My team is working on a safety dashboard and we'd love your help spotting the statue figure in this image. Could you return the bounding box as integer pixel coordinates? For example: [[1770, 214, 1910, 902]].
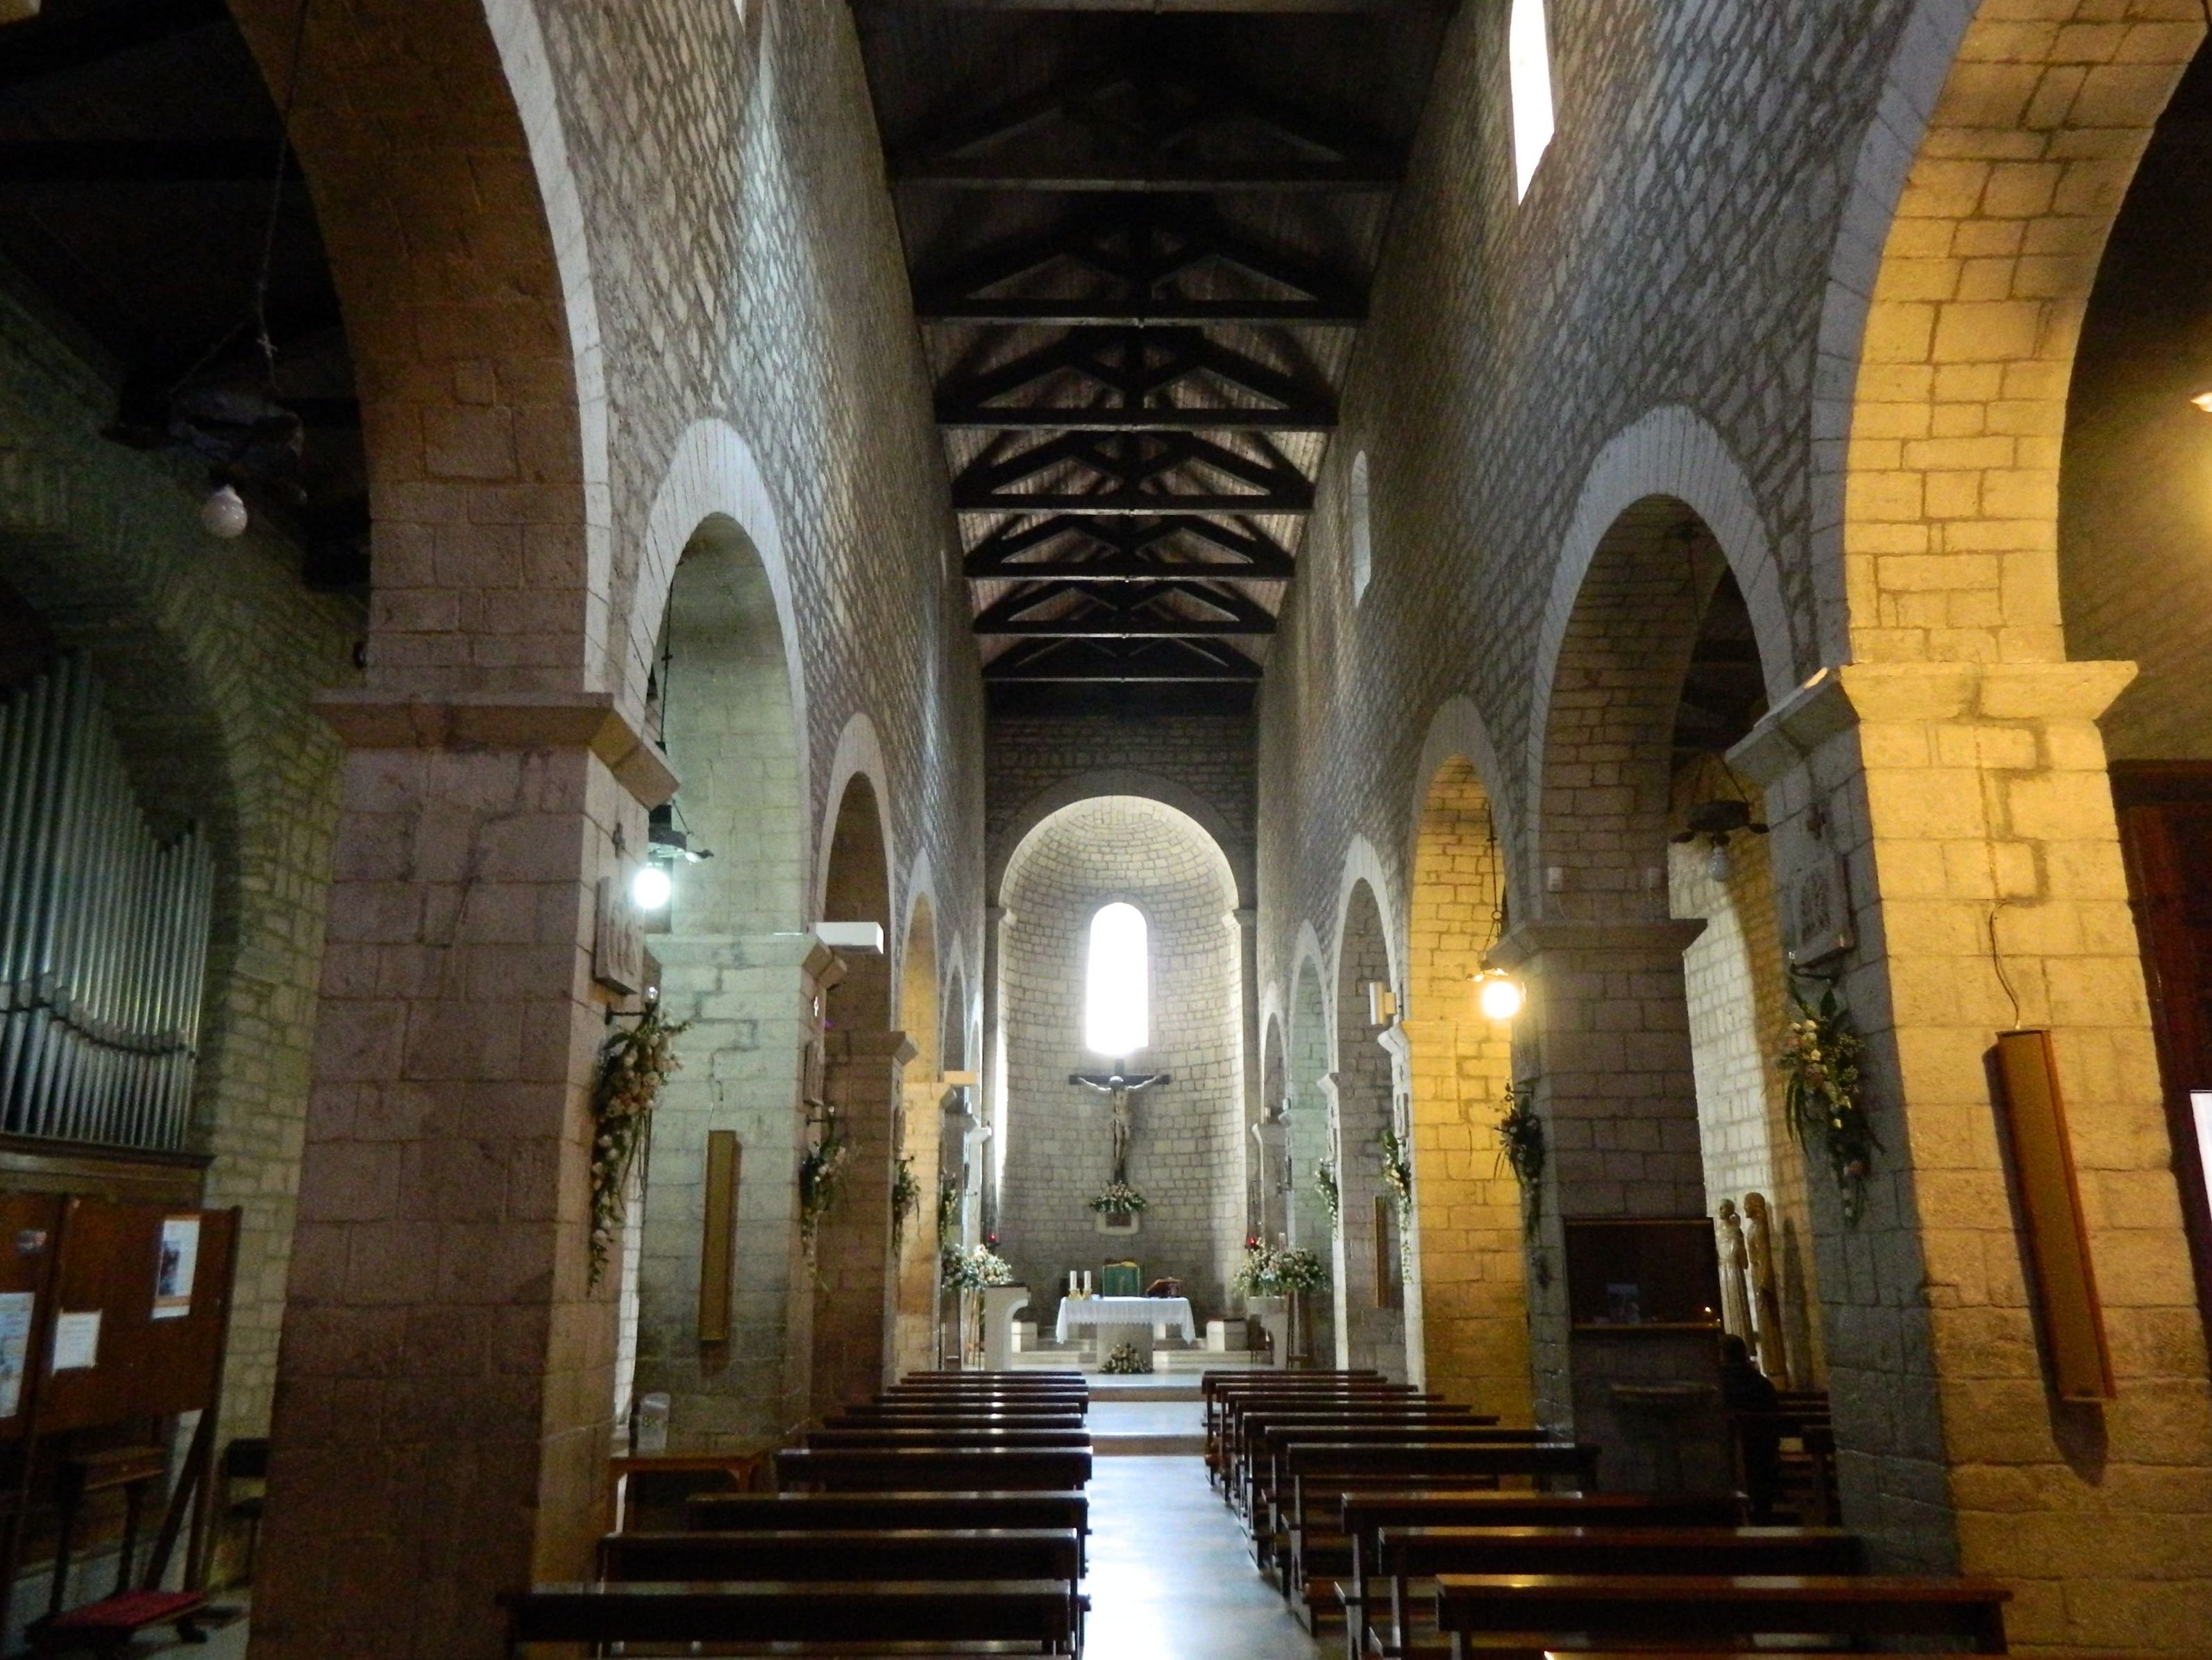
[[1069, 1064, 1171, 1184], [1715, 1200, 1752, 1341], [1743, 1191, 1791, 1388]]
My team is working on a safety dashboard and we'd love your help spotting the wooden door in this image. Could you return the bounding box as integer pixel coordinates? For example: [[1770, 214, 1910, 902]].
[[2113, 764, 2212, 1334]]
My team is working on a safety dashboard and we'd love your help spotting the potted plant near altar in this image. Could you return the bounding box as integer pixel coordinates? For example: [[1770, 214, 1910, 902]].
[[941, 1242, 1017, 1367], [1233, 1242, 1328, 1367]]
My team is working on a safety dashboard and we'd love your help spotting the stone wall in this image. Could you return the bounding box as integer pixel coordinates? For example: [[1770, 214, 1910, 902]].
[[0, 282, 360, 1446], [997, 796, 1245, 1330]]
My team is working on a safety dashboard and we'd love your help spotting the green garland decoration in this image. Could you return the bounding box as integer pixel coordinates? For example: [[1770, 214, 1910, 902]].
[[1778, 980, 1878, 1226], [1379, 1127, 1415, 1215], [1314, 1157, 1341, 1228], [1495, 1081, 1546, 1240], [588, 999, 690, 1288], [890, 1154, 920, 1250], [798, 1114, 850, 1243]]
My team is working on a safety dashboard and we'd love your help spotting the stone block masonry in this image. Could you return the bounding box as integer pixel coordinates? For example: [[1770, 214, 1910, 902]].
[[998, 797, 1247, 1330]]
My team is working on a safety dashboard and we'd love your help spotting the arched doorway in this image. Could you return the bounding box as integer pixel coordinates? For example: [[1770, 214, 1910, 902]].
[[893, 895, 943, 1376], [1333, 880, 1405, 1378], [1405, 760, 1530, 1418], [813, 773, 904, 1414], [631, 515, 809, 1447]]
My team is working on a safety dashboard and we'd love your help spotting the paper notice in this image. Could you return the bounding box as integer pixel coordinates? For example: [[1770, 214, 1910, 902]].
[[0, 1291, 31, 1416], [51, 1310, 100, 1372], [153, 1215, 201, 1319]]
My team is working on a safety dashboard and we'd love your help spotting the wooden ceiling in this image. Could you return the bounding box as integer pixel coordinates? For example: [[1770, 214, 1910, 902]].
[[854, 0, 1453, 714], [0, 0, 366, 589]]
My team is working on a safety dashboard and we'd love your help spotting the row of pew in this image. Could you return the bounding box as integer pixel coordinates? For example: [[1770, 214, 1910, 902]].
[[1204, 1366, 2014, 1657], [502, 1370, 1094, 1655]]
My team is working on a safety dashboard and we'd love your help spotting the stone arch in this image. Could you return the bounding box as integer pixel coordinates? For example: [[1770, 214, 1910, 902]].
[[1410, 696, 1519, 900], [1405, 755, 1530, 1418], [1822, 1, 2202, 670], [818, 714, 897, 929], [996, 796, 1247, 1338], [1526, 407, 1798, 871], [1332, 878, 1406, 1377], [1285, 950, 1335, 1363], [633, 418, 806, 782], [990, 766, 1252, 908], [226, 0, 605, 694], [1328, 835, 1404, 1010], [654, 514, 805, 936], [812, 769, 902, 1413]]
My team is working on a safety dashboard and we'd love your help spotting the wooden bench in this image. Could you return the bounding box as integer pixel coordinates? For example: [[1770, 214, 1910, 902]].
[[837, 1407, 1088, 1426], [1361, 1527, 1857, 1660], [500, 1578, 1083, 1654], [1272, 1445, 1599, 1608], [1331, 1491, 1739, 1657], [1209, 1384, 1427, 1484], [807, 1427, 1093, 1450], [1226, 1405, 1487, 1508], [684, 1490, 1090, 1568], [774, 1446, 1094, 1492], [1432, 1572, 2010, 1657], [1247, 1423, 1528, 1529]]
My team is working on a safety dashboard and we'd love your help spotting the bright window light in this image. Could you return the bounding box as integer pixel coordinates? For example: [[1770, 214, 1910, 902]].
[[1509, 0, 1554, 202], [1349, 451, 1374, 604], [1083, 902, 1149, 1056]]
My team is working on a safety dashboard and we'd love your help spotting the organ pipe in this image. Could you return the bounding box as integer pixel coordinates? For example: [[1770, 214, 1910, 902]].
[[0, 657, 213, 1150]]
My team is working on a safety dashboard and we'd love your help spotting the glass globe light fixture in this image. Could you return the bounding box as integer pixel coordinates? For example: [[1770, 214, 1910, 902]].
[[630, 863, 674, 912], [1704, 839, 1734, 885], [201, 484, 248, 539], [1474, 968, 1523, 1022]]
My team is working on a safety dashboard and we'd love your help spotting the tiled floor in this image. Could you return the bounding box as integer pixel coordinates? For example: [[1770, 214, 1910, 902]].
[[1090, 1396, 1204, 1436], [1084, 1456, 1331, 1660]]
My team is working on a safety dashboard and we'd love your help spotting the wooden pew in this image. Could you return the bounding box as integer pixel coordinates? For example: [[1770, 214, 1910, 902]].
[[1331, 1491, 1738, 1655], [1225, 1402, 1480, 1505], [684, 1489, 1090, 1568], [1202, 1371, 1385, 1457], [500, 1578, 1082, 1655], [1247, 1423, 1528, 1529], [1209, 1383, 1424, 1484], [836, 1406, 1087, 1425], [1272, 1445, 1600, 1610], [805, 1426, 1093, 1450], [1363, 1527, 1857, 1660], [1431, 1572, 2011, 1657], [774, 1445, 1094, 1492]]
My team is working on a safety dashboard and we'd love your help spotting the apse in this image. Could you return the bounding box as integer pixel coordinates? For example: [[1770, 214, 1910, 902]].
[[995, 796, 1247, 1339]]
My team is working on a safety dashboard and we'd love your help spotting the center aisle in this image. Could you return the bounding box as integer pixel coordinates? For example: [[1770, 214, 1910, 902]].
[[1084, 1455, 1332, 1660]]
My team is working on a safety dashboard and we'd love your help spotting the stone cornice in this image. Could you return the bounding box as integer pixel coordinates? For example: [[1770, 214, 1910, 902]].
[[1729, 660, 2138, 787], [1488, 918, 1707, 972], [314, 688, 679, 807]]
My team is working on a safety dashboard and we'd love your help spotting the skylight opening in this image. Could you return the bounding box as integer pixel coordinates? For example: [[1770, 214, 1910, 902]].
[[1083, 901, 1150, 1056], [1509, 0, 1554, 202]]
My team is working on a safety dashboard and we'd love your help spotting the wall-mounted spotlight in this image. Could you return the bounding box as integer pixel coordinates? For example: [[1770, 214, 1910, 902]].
[[2192, 390, 2212, 413], [630, 863, 674, 912], [1471, 966, 1523, 1022]]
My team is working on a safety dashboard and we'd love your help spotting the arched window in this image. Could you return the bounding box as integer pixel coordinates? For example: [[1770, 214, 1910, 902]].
[[1349, 451, 1374, 604], [1083, 901, 1150, 1056], [1509, 0, 1554, 201]]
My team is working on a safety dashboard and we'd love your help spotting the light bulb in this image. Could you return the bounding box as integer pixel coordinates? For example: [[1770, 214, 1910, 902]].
[[201, 484, 248, 539], [1476, 973, 1523, 1022], [1704, 840, 1733, 885], [2192, 390, 2212, 413], [630, 864, 673, 912]]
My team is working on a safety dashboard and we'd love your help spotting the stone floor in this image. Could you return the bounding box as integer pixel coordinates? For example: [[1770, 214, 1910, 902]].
[[1084, 1455, 1330, 1660]]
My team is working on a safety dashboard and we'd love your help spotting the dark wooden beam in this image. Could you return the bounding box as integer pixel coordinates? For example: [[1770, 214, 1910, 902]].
[[0, 0, 228, 94], [979, 615, 1274, 636], [965, 557, 1294, 582], [897, 158, 1399, 191], [983, 640, 1263, 682], [954, 489, 1312, 514], [919, 298, 1364, 326], [938, 404, 1335, 432], [0, 139, 301, 184]]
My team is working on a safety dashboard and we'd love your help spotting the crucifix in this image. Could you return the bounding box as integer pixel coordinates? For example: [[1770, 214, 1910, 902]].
[[1069, 1062, 1172, 1184]]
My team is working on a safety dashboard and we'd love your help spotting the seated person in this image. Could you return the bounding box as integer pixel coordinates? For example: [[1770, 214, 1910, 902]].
[[1719, 1332, 1782, 1520]]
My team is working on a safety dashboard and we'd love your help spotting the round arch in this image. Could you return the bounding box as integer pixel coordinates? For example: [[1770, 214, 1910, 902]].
[[1408, 695, 1519, 911], [1327, 836, 1404, 1039], [818, 713, 897, 928], [991, 768, 1251, 908]]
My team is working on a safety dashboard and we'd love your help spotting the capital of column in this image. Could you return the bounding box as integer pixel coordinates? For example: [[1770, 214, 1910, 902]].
[[314, 686, 679, 807], [826, 1028, 922, 1066], [1487, 918, 1707, 974], [1728, 660, 2137, 787]]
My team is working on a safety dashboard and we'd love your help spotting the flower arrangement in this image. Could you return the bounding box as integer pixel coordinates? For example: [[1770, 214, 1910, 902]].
[[1101, 1340, 1149, 1375], [1495, 1081, 1546, 1239], [1379, 1126, 1415, 1214], [1778, 980, 1877, 1226], [936, 1175, 963, 1244], [1231, 1243, 1328, 1297], [890, 1154, 920, 1250], [1087, 1180, 1148, 1215], [940, 1242, 1015, 1291], [1314, 1157, 1341, 1227], [798, 1113, 850, 1242], [587, 998, 690, 1287]]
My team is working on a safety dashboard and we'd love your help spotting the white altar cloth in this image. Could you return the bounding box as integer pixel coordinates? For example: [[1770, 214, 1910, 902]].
[[1055, 1295, 1194, 1343]]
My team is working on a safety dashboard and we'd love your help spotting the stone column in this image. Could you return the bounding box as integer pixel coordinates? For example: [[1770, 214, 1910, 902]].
[[1377, 1021, 1424, 1386], [634, 932, 830, 1451], [1731, 662, 2212, 1619], [1488, 918, 1707, 1426], [981, 904, 1008, 1229], [811, 1028, 915, 1415], [890, 1073, 947, 1377], [1236, 906, 1264, 1245], [255, 695, 673, 1660]]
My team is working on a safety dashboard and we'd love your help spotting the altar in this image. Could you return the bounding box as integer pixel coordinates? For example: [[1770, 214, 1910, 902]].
[[1056, 1294, 1196, 1368]]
